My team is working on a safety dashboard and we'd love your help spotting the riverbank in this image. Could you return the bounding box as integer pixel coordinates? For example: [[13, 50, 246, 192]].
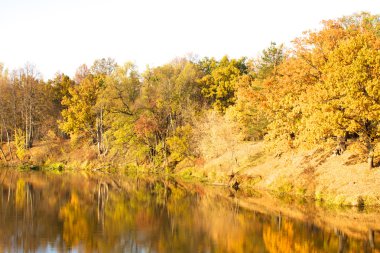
[[1, 169, 379, 246], [177, 141, 380, 207], [2, 138, 380, 207]]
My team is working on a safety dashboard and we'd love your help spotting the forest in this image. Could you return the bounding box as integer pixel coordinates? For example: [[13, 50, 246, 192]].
[[0, 12, 380, 171]]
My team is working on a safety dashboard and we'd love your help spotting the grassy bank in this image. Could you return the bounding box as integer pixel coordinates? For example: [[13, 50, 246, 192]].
[[3, 138, 380, 207], [175, 141, 380, 207]]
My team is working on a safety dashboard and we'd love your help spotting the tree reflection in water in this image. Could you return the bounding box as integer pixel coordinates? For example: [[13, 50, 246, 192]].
[[0, 171, 377, 253]]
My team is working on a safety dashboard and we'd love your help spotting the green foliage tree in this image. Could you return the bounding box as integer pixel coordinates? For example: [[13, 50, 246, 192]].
[[49, 74, 75, 109], [254, 42, 285, 80], [98, 63, 141, 158], [134, 59, 202, 168]]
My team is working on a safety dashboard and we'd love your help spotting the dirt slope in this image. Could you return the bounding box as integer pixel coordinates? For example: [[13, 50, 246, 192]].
[[196, 141, 380, 206]]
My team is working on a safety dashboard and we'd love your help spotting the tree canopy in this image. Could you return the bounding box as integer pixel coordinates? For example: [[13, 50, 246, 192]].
[[0, 13, 379, 169]]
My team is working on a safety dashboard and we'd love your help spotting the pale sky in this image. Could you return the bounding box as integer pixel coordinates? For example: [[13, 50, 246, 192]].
[[0, 0, 379, 80]]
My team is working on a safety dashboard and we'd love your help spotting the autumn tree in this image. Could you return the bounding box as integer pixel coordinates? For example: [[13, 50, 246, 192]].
[[197, 56, 248, 112], [74, 64, 90, 84], [59, 59, 117, 154], [0, 63, 57, 161], [49, 73, 75, 108], [45, 74, 75, 137], [59, 75, 102, 144], [90, 57, 117, 76], [260, 12, 380, 168], [10, 64, 54, 149], [0, 64, 13, 159], [130, 59, 203, 168], [98, 62, 141, 158], [309, 32, 380, 168], [230, 43, 285, 140]]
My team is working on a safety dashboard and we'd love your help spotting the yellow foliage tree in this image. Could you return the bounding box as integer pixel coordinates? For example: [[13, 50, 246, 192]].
[[263, 12, 380, 167], [308, 32, 380, 168]]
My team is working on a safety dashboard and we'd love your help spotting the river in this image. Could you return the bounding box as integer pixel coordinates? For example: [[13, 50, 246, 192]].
[[0, 170, 378, 252]]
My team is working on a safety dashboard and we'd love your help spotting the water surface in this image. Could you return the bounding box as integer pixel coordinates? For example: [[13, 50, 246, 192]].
[[0, 170, 377, 252]]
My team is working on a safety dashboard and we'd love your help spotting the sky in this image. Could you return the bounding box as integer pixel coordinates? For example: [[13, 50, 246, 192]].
[[0, 0, 379, 80]]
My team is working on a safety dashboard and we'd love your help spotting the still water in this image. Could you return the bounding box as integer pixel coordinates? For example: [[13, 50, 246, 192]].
[[0, 170, 378, 252]]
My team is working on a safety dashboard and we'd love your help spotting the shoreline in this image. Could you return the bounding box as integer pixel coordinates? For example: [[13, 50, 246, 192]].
[[2, 139, 380, 208], [1, 168, 380, 243]]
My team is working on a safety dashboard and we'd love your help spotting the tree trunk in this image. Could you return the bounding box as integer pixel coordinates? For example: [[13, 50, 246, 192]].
[[5, 128, 13, 160], [368, 148, 374, 169], [333, 134, 347, 156], [25, 111, 28, 149], [163, 140, 168, 169], [97, 107, 104, 155], [28, 102, 33, 148], [1, 117, 13, 160], [367, 138, 374, 169]]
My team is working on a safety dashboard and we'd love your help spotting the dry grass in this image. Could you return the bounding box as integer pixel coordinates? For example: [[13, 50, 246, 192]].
[[15, 138, 101, 170], [196, 142, 266, 183], [195, 139, 380, 207]]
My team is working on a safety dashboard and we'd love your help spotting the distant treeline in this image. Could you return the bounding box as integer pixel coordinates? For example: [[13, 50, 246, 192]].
[[0, 12, 379, 169]]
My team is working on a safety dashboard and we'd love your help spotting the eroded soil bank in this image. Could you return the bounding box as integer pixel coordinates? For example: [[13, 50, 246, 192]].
[[181, 141, 380, 207]]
